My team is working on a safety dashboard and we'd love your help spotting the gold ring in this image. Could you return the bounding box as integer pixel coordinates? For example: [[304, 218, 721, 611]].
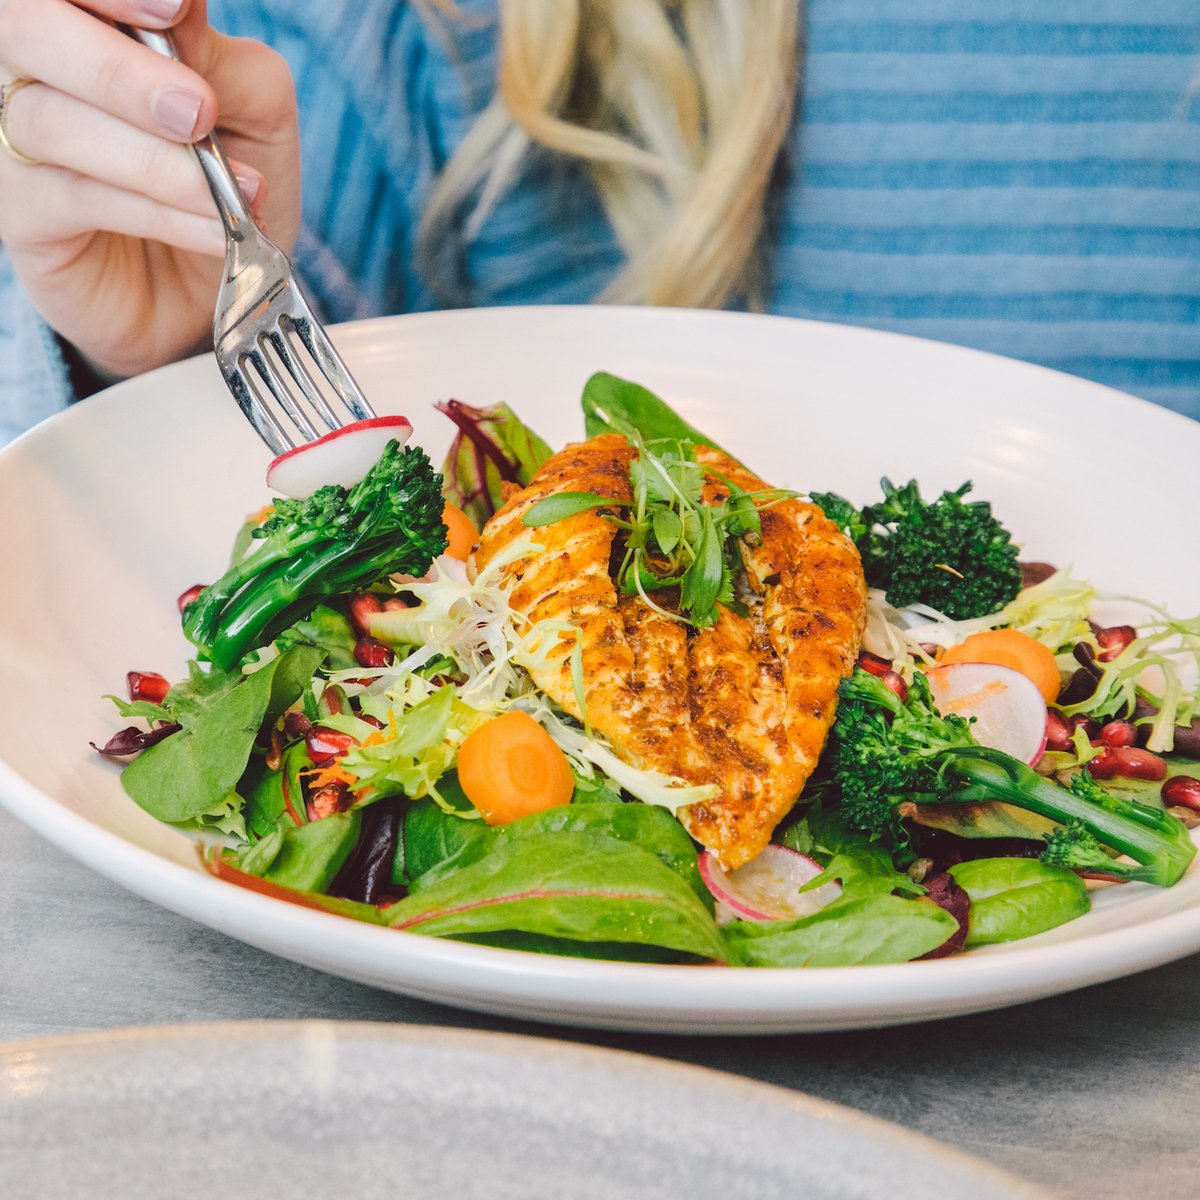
[[0, 77, 40, 166]]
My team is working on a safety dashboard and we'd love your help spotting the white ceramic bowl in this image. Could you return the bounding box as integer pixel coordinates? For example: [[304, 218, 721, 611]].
[[1, 307, 1197, 1033]]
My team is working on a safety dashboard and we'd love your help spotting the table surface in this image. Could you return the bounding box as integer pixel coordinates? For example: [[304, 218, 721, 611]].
[[5, 805, 1197, 1199]]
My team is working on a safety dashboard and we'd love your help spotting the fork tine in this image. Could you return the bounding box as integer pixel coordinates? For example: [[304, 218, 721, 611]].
[[291, 316, 375, 422], [271, 321, 342, 433], [246, 343, 322, 443], [223, 362, 294, 457]]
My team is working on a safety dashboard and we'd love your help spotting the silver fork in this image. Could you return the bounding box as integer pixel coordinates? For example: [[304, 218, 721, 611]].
[[132, 28, 374, 456]]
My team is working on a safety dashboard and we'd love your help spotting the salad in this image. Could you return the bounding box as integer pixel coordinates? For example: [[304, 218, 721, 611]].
[[94, 373, 1200, 968]]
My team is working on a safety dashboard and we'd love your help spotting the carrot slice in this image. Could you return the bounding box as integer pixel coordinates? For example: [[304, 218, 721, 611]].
[[941, 629, 1060, 703], [442, 502, 478, 562], [457, 711, 574, 825]]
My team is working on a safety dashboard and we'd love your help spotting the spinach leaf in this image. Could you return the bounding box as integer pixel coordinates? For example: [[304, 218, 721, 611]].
[[406, 800, 709, 907], [384, 829, 728, 961], [581, 372, 728, 454], [783, 804, 923, 899], [949, 857, 1090, 947], [245, 742, 308, 839], [121, 646, 322, 824], [237, 811, 362, 893], [725, 893, 957, 967]]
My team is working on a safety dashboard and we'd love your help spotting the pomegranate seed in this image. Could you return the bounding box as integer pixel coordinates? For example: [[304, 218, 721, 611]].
[[177, 584, 205, 613], [1069, 714, 1100, 740], [1163, 776, 1200, 812], [305, 726, 355, 765], [879, 671, 908, 703], [1099, 720, 1137, 749], [1044, 709, 1074, 752], [1095, 625, 1136, 662], [348, 592, 384, 637], [282, 711, 312, 740], [319, 685, 347, 717], [857, 653, 892, 678], [307, 783, 351, 821], [354, 637, 394, 668], [1089, 746, 1167, 782], [127, 671, 170, 704], [360, 714, 385, 729]]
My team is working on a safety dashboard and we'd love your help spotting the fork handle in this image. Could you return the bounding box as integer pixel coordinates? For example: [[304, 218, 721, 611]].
[[130, 27, 256, 239]]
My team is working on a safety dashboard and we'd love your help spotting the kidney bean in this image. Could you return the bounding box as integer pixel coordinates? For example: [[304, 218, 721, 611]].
[[348, 592, 384, 637], [1095, 625, 1137, 662], [1020, 562, 1058, 588], [880, 671, 909, 703], [1099, 720, 1137, 749], [354, 638, 394, 668], [1162, 775, 1200, 812], [127, 671, 170, 704], [1088, 746, 1167, 782], [282, 711, 312, 740], [857, 652, 892, 678], [1070, 714, 1100, 740], [1044, 709, 1074, 753]]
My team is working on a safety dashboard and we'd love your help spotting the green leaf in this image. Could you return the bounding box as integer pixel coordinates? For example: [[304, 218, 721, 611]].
[[521, 491, 628, 527], [245, 742, 308, 839], [438, 400, 554, 528], [274, 605, 358, 671], [120, 647, 320, 824], [679, 506, 724, 625], [782, 805, 923, 899], [384, 829, 728, 961], [652, 507, 682, 555], [255, 811, 362, 893], [406, 800, 709, 906], [949, 857, 1090, 947], [725, 894, 957, 966], [581, 372, 729, 455]]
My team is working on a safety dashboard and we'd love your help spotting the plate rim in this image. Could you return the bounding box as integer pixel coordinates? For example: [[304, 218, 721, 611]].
[[0, 1017, 1051, 1198], [3, 305, 1199, 1034]]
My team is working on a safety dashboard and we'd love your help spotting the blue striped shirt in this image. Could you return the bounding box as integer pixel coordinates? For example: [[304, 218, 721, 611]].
[[2, 0, 1197, 443]]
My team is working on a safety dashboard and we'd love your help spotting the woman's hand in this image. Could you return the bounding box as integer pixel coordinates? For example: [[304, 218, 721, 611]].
[[0, 0, 301, 380]]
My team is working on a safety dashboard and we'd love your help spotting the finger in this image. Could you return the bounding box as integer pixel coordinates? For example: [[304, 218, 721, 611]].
[[4, 79, 264, 218], [57, 0, 194, 29], [1, 0, 217, 141], [1, 160, 226, 257]]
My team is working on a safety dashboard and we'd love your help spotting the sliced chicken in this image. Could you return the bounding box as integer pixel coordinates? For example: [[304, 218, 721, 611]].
[[471, 433, 867, 867]]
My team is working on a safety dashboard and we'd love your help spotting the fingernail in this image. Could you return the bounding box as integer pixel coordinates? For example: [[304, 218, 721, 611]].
[[234, 168, 263, 205], [137, 0, 184, 20], [151, 87, 202, 140]]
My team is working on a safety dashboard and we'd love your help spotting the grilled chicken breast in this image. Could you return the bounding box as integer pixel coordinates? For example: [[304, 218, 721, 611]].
[[471, 433, 867, 867]]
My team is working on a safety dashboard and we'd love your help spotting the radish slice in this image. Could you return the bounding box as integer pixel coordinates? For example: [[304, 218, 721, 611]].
[[266, 416, 414, 498], [699, 846, 841, 925], [925, 662, 1047, 765]]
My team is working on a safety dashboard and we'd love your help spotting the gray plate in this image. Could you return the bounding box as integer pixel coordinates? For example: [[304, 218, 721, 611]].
[[0, 1021, 1048, 1199]]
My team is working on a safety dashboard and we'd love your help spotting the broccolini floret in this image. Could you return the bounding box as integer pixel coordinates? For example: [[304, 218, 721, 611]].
[[831, 668, 1195, 888], [812, 478, 1022, 619], [184, 441, 447, 670]]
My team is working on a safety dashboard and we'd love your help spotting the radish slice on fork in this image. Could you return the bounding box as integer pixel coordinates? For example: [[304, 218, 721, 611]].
[[925, 662, 1048, 766], [266, 416, 414, 498], [699, 846, 842, 924]]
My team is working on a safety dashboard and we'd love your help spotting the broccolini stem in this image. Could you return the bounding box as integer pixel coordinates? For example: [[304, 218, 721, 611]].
[[948, 753, 1195, 888]]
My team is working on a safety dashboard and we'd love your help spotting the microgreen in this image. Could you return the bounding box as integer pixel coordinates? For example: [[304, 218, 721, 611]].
[[522, 434, 795, 629]]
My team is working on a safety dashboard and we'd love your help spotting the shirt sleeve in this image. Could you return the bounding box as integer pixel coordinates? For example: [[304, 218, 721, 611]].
[[0, 245, 75, 450]]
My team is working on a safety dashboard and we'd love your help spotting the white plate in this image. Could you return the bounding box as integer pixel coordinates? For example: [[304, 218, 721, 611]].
[[1, 307, 1198, 1034], [0, 1020, 1046, 1199]]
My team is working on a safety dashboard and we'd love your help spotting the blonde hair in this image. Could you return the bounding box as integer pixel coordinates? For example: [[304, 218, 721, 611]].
[[416, 0, 803, 308]]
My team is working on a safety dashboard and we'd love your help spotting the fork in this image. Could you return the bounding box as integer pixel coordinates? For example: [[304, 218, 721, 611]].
[[132, 28, 375, 456]]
